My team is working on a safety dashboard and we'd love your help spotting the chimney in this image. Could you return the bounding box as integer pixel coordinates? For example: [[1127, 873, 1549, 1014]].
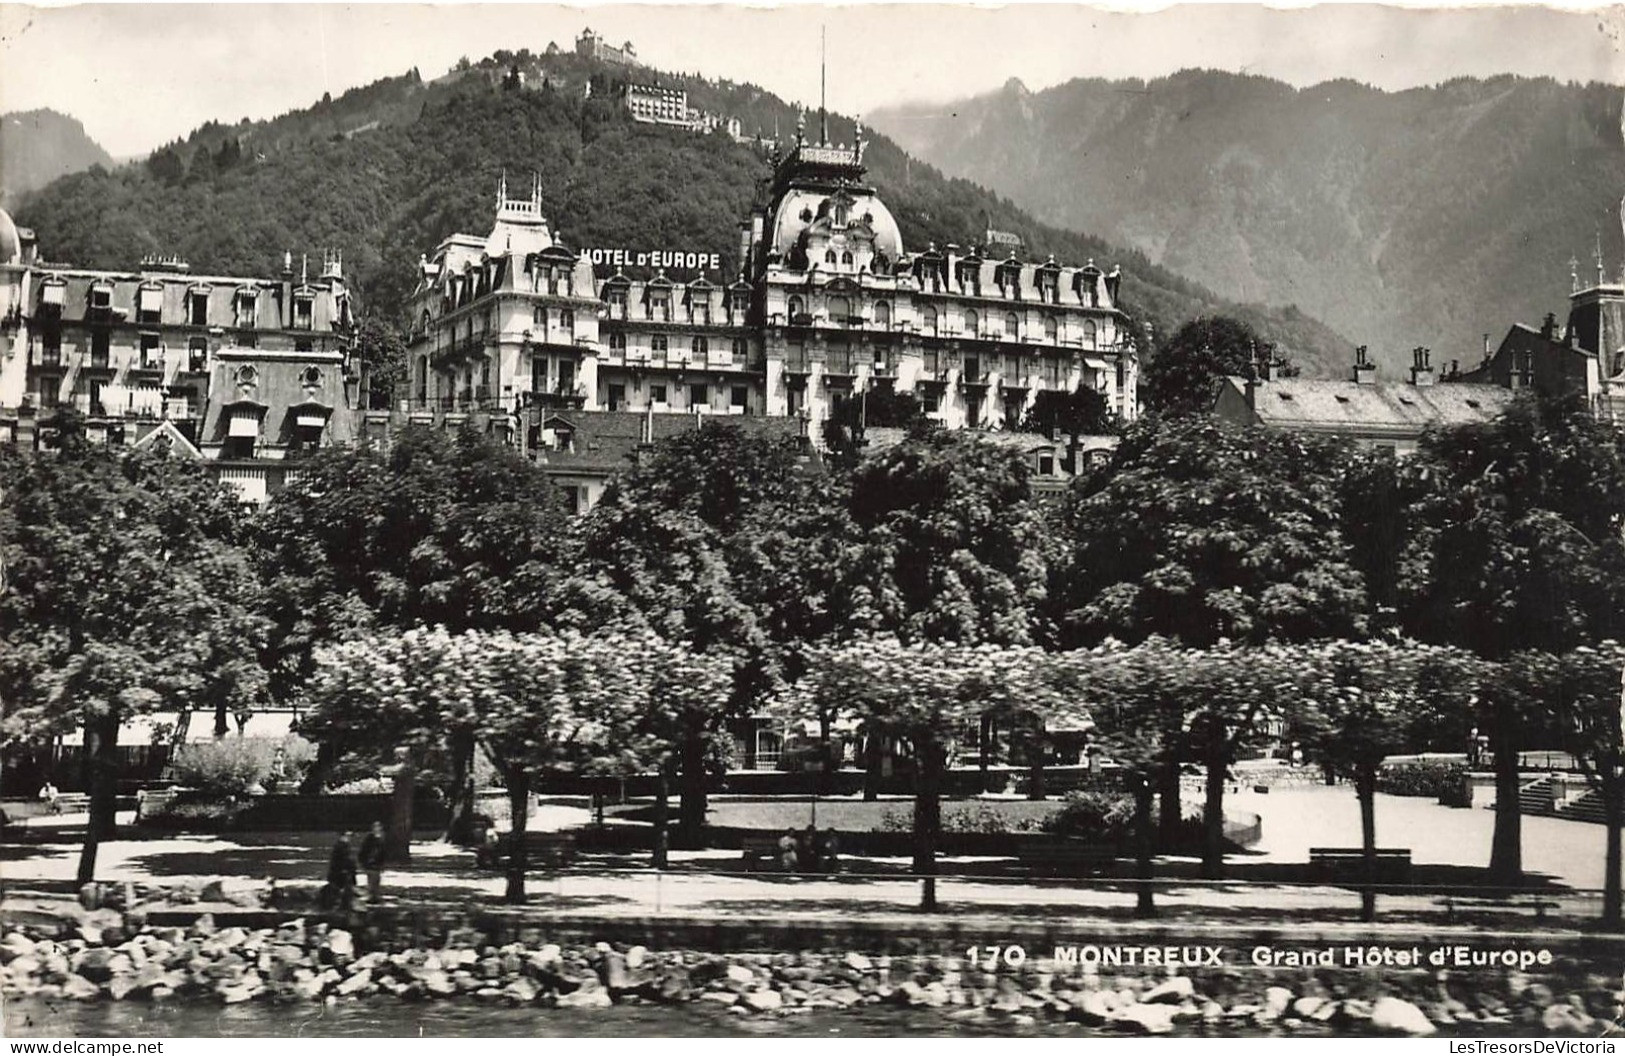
[[280, 250, 295, 329], [1409, 346, 1435, 387], [1252, 342, 1277, 383], [1353, 345, 1377, 385], [1540, 312, 1558, 341]]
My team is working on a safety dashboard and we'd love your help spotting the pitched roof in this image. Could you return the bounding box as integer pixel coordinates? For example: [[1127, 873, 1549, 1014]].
[[1225, 377, 1514, 432]]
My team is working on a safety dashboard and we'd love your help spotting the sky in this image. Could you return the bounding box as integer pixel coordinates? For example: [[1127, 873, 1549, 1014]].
[[1, 2, 1622, 159]]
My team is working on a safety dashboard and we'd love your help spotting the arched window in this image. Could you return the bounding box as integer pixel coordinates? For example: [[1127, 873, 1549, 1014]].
[[964, 309, 979, 336], [1043, 316, 1059, 342], [841, 250, 854, 266], [1082, 320, 1098, 347], [824, 250, 837, 265], [1005, 313, 1020, 339], [922, 305, 938, 333], [874, 301, 891, 328], [609, 332, 627, 352], [827, 296, 849, 322]]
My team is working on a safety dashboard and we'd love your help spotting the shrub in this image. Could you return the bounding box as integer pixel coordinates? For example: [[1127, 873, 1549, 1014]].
[[877, 801, 1049, 834], [1377, 761, 1470, 806], [1042, 791, 1138, 842], [169, 735, 315, 797]]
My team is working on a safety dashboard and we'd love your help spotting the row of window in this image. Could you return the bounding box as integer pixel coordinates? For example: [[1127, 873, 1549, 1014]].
[[782, 297, 1104, 343], [42, 284, 321, 331], [602, 382, 750, 412]]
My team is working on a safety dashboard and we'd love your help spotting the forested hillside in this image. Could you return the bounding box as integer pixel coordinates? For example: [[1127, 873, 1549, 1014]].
[[14, 58, 1352, 374], [872, 71, 1625, 372]]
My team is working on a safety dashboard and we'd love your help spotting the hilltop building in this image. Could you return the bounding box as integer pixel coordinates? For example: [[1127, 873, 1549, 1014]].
[[0, 207, 359, 501], [575, 29, 639, 68], [1214, 345, 1513, 454], [402, 112, 1138, 510]]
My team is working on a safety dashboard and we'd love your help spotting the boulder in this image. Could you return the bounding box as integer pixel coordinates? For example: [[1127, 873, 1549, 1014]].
[[725, 964, 755, 987], [1371, 996, 1437, 1036], [626, 946, 648, 970], [600, 951, 631, 991], [336, 970, 374, 996], [72, 947, 118, 983], [1071, 989, 1117, 1025], [1143, 977, 1195, 1004], [556, 986, 613, 1009], [63, 974, 102, 1000], [843, 952, 873, 972], [700, 990, 740, 1005], [1264, 986, 1294, 1016], [504, 976, 540, 1004], [1115, 1003, 1177, 1034], [199, 880, 228, 903], [1293, 996, 1328, 1019], [744, 989, 784, 1012], [325, 930, 355, 960], [0, 933, 37, 965]]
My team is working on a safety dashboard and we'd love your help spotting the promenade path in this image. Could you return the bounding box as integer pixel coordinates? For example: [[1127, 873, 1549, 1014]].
[[1, 788, 1611, 929]]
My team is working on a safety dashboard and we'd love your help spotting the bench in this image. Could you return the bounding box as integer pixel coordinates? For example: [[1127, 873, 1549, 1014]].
[[476, 831, 576, 870], [1436, 895, 1561, 923], [1019, 841, 1117, 878], [742, 836, 788, 872], [1308, 846, 1412, 885]]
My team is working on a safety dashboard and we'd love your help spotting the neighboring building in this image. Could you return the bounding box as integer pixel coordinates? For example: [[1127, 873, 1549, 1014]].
[[1456, 262, 1625, 422], [402, 115, 1137, 511], [1214, 346, 1514, 455], [0, 207, 360, 501], [621, 83, 744, 138], [575, 28, 639, 67]]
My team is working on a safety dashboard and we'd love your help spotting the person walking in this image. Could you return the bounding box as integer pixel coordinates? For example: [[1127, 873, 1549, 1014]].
[[358, 821, 386, 904], [325, 832, 359, 912]]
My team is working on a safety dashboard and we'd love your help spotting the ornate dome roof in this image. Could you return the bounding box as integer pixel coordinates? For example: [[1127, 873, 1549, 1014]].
[[769, 189, 903, 262], [0, 208, 20, 266]]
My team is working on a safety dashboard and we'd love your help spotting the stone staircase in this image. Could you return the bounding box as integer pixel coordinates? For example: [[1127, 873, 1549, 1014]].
[[1556, 789, 1609, 825], [1517, 775, 1556, 816]]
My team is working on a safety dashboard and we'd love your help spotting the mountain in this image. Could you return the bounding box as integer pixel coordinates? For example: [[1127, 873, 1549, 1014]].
[[13, 56, 1352, 374], [871, 71, 1625, 374], [0, 109, 114, 206]]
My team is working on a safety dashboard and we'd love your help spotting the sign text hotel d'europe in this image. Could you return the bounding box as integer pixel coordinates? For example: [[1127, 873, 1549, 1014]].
[[580, 248, 724, 273]]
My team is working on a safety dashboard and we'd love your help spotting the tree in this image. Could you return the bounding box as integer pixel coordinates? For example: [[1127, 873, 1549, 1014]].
[[1049, 640, 1193, 918], [1020, 385, 1118, 440], [1291, 639, 1480, 921], [1512, 643, 1625, 929], [0, 441, 267, 882], [1141, 316, 1291, 418], [354, 318, 408, 410], [788, 638, 1082, 910], [1052, 416, 1367, 649], [845, 429, 1049, 646], [254, 425, 577, 839], [1392, 393, 1625, 883]]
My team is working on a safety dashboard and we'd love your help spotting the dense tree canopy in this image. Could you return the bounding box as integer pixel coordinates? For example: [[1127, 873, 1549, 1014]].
[[1051, 416, 1367, 648]]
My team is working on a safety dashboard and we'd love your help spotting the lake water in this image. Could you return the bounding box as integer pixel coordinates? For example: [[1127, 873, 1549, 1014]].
[[2, 998, 1071, 1038]]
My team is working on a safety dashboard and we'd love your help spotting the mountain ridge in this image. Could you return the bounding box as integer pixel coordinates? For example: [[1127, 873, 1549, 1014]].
[[0, 109, 114, 207], [870, 69, 1625, 375]]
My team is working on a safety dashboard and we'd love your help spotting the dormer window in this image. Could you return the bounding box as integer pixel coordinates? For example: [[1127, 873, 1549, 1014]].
[[40, 280, 65, 309], [89, 286, 113, 315], [234, 290, 257, 330], [650, 290, 670, 321], [137, 286, 164, 325], [187, 289, 209, 326], [293, 295, 313, 330]]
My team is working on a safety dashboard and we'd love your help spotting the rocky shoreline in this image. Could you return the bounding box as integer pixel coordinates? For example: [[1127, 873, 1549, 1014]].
[[1, 915, 1618, 1036]]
